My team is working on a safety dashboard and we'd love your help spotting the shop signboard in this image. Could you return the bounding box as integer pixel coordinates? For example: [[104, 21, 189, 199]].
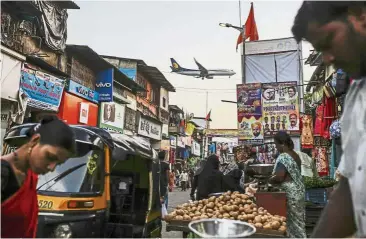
[[20, 68, 65, 112], [79, 102, 89, 124], [67, 80, 99, 104], [177, 136, 185, 148], [96, 68, 113, 102], [138, 117, 162, 140], [192, 141, 201, 156], [170, 135, 177, 147], [261, 81, 300, 136], [237, 83, 263, 145], [99, 102, 125, 133]]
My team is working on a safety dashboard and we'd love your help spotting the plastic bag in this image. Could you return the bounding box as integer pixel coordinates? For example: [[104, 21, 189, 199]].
[[162, 204, 168, 218]]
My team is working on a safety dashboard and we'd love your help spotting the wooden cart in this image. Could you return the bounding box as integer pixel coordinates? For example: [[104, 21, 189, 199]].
[[165, 220, 286, 238]]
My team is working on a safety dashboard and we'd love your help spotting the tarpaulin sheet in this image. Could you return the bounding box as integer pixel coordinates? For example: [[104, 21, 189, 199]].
[[36, 0, 68, 51], [245, 51, 300, 83]]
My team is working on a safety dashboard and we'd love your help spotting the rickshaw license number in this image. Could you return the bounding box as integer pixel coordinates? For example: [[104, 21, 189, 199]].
[[38, 200, 53, 209]]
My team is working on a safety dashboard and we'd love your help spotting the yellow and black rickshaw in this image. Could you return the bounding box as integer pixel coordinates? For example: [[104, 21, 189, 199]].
[[2, 124, 162, 238]]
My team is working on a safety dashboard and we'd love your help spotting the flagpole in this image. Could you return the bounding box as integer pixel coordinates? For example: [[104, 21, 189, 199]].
[[205, 91, 208, 157]]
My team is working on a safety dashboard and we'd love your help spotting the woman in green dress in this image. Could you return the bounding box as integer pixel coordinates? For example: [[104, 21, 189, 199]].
[[269, 131, 306, 238]]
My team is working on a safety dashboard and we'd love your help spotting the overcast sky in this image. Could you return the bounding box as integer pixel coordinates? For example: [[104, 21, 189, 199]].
[[67, 1, 315, 129]]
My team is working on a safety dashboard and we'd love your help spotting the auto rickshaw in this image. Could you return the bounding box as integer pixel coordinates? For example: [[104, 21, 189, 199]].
[[2, 124, 162, 238]]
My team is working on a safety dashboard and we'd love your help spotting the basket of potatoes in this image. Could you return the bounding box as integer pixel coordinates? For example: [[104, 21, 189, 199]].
[[164, 191, 287, 234]]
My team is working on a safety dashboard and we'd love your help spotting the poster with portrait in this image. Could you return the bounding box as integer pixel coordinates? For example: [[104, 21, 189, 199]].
[[99, 102, 125, 133], [237, 83, 262, 117], [261, 81, 300, 137], [238, 115, 264, 145], [237, 83, 263, 144]]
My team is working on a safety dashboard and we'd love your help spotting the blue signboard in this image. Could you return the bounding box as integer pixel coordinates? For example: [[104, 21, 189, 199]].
[[119, 67, 137, 81], [20, 68, 65, 111], [95, 68, 113, 102], [67, 80, 99, 104]]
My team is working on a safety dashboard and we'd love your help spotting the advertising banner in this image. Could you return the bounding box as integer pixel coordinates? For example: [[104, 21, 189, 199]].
[[237, 83, 263, 144], [20, 68, 65, 111], [96, 68, 113, 102], [138, 117, 162, 140], [67, 80, 99, 104], [261, 81, 300, 137], [99, 102, 125, 133], [192, 141, 201, 156]]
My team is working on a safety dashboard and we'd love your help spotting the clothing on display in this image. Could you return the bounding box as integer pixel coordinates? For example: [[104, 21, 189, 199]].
[[300, 115, 314, 149], [312, 147, 329, 177]]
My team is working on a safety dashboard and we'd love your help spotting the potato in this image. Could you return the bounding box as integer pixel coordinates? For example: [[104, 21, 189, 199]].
[[195, 211, 201, 216], [282, 222, 286, 226], [281, 216, 287, 222], [239, 203, 243, 207], [223, 213, 230, 218], [258, 211, 264, 216], [230, 211, 239, 218], [244, 208, 252, 214], [183, 215, 191, 221], [218, 196, 224, 201], [216, 203, 223, 208], [239, 207, 245, 212], [248, 220, 253, 223], [278, 226, 286, 232], [242, 215, 248, 221], [224, 196, 231, 201], [175, 215, 184, 221], [254, 216, 262, 223], [218, 214, 223, 219], [252, 207, 257, 212], [263, 224, 272, 230], [219, 208, 225, 214], [206, 208, 214, 214], [253, 212, 258, 216], [171, 211, 177, 216], [227, 191, 232, 195], [192, 216, 199, 220], [176, 210, 184, 216], [222, 205, 229, 212], [207, 202, 215, 209], [271, 221, 281, 230], [232, 205, 239, 211], [207, 213, 213, 218], [254, 223, 263, 228], [246, 200, 253, 204], [241, 194, 249, 200], [189, 213, 195, 217]]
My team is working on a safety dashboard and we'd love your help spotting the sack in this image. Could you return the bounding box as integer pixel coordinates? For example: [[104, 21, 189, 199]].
[[162, 204, 168, 218]]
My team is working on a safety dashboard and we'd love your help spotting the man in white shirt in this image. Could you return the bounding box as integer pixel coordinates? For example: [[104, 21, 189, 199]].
[[180, 171, 188, 191], [292, 1, 366, 237]]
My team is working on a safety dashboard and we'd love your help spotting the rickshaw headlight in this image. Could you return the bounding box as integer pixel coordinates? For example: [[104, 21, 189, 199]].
[[54, 224, 72, 238]]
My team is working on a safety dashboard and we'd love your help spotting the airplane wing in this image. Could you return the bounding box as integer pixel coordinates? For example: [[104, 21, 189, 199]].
[[194, 58, 208, 76]]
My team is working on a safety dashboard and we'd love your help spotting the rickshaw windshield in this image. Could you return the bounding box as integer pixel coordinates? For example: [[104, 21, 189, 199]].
[[37, 143, 104, 194]]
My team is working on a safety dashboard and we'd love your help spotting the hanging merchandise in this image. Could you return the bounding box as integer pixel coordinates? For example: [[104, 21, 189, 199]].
[[329, 119, 341, 139], [334, 69, 350, 97], [313, 104, 324, 136], [312, 147, 329, 177], [321, 97, 337, 139], [300, 115, 314, 149], [255, 143, 277, 164]]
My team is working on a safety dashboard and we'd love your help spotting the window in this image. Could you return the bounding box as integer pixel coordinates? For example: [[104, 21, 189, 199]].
[[150, 88, 155, 102], [37, 146, 104, 194], [163, 97, 166, 108]]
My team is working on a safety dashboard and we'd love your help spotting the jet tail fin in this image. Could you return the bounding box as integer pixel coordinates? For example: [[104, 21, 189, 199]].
[[170, 58, 183, 72]]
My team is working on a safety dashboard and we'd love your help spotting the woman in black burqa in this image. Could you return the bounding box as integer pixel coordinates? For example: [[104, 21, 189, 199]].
[[194, 155, 224, 200]]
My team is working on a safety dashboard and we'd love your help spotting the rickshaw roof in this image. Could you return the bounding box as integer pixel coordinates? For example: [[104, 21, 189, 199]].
[[110, 133, 156, 159], [3, 123, 114, 149]]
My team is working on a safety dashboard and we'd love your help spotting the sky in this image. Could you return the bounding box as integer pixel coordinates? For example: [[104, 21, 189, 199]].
[[67, 1, 316, 129]]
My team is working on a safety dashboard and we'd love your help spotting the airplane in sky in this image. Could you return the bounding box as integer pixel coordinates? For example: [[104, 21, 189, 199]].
[[170, 58, 236, 79]]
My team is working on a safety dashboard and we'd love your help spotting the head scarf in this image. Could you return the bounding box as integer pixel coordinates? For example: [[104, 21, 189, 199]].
[[194, 159, 207, 176]]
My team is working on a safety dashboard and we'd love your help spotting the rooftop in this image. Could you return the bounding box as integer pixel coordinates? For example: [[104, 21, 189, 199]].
[[66, 45, 145, 92]]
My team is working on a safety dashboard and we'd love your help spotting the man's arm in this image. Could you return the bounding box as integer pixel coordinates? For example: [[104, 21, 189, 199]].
[[311, 176, 356, 237]]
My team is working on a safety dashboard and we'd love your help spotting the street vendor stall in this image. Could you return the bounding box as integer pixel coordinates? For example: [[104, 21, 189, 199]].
[[164, 191, 287, 238]]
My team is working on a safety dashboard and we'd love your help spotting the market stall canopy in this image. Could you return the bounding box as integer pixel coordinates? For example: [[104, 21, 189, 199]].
[[169, 105, 184, 114], [110, 133, 155, 160]]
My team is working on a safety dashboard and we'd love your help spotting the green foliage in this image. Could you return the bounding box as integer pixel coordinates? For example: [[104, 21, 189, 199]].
[[304, 176, 337, 189]]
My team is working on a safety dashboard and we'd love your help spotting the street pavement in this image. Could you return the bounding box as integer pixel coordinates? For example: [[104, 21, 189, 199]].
[[162, 187, 191, 238]]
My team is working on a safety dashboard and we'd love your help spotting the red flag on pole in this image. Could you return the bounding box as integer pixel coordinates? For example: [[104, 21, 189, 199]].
[[236, 2, 259, 51], [205, 110, 211, 121]]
